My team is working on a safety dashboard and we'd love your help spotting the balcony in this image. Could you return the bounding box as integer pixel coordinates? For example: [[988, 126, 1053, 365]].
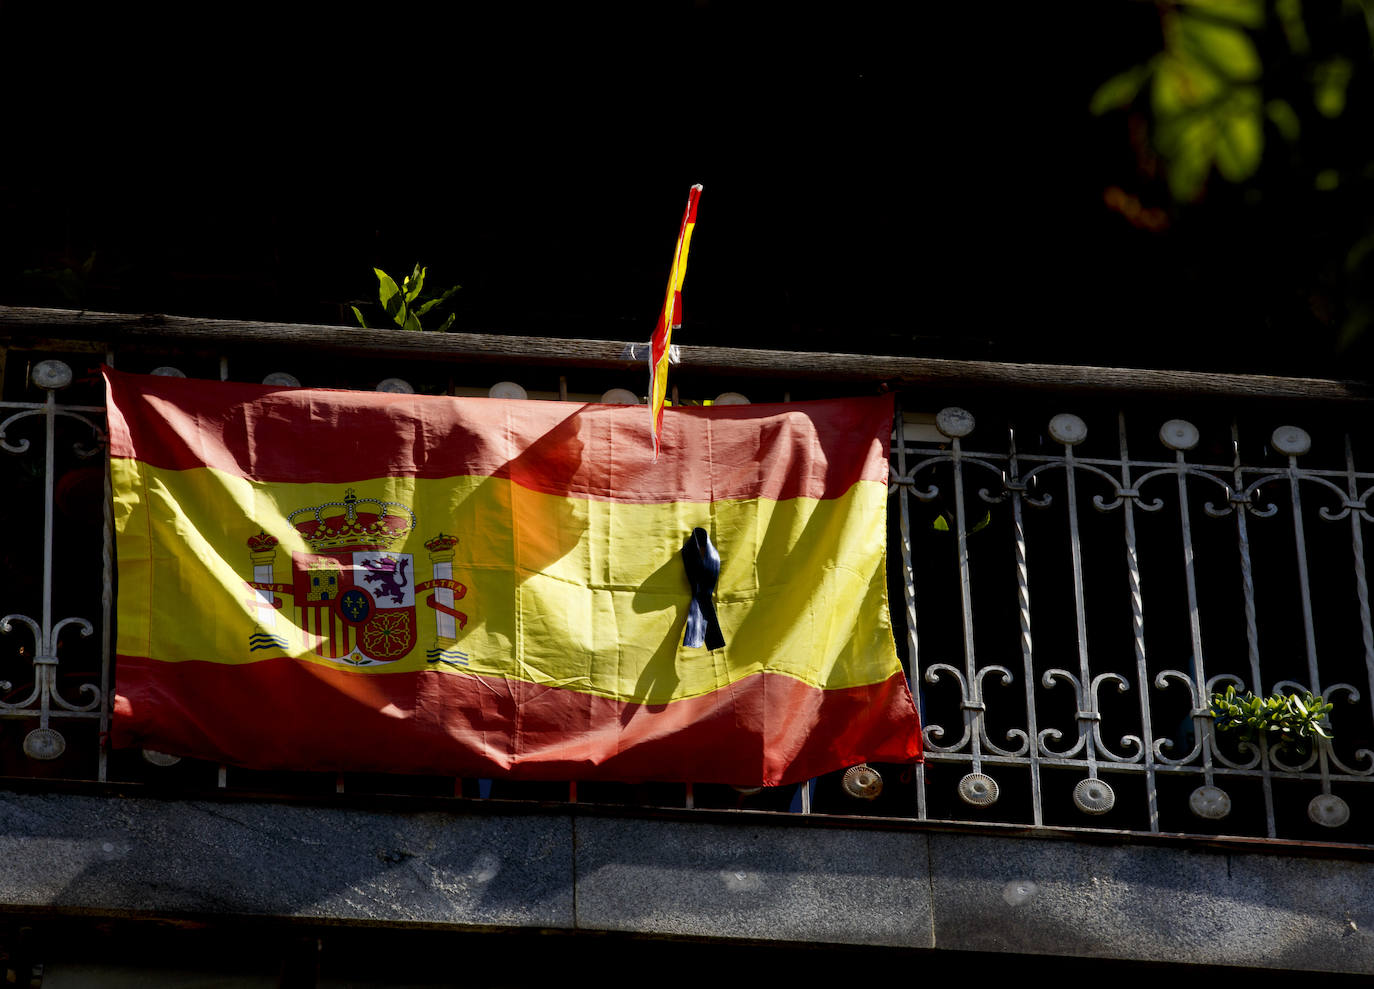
[[3, 306, 1374, 981]]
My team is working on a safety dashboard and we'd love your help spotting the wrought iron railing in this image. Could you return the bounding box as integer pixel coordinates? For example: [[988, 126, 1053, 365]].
[[894, 403, 1374, 840], [3, 319, 1373, 845], [0, 359, 109, 778]]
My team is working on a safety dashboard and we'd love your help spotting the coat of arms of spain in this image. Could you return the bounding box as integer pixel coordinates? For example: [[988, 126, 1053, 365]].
[[244, 490, 469, 667]]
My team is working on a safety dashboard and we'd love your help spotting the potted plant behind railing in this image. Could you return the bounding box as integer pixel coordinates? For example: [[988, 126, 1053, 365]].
[[1210, 684, 1333, 754], [1208, 684, 1356, 828]]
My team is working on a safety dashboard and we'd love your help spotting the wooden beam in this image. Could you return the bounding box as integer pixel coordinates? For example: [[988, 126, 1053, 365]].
[[1, 306, 1369, 402]]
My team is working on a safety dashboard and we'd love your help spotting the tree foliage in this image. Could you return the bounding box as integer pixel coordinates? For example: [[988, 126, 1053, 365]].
[[1092, 0, 1374, 360]]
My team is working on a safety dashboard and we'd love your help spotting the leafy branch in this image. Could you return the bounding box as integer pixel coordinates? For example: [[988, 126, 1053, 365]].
[[352, 264, 461, 332], [1209, 684, 1333, 746], [1091, 0, 1267, 201], [1089, 0, 1374, 204]]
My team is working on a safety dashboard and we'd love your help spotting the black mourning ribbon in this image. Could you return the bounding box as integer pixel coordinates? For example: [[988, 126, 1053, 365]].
[[681, 527, 725, 650]]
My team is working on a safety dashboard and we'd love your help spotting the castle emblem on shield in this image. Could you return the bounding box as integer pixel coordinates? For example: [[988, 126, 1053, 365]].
[[244, 490, 469, 667]]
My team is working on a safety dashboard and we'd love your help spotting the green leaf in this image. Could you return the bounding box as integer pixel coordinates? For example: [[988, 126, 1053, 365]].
[[1215, 90, 1263, 181], [436, 313, 457, 333], [376, 267, 403, 314], [375, 268, 414, 330], [415, 283, 462, 316], [1090, 65, 1151, 115], [1179, 15, 1261, 80], [403, 263, 426, 303], [1314, 57, 1351, 118], [351, 305, 371, 330], [1274, 0, 1309, 53], [1152, 56, 1224, 202], [1265, 98, 1301, 141], [933, 510, 991, 534], [1153, 52, 1222, 118], [1178, 0, 1264, 28], [1162, 114, 1217, 201]]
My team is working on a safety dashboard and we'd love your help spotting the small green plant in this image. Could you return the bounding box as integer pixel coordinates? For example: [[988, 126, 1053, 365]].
[[352, 264, 460, 332], [1210, 684, 1333, 747], [932, 509, 992, 534]]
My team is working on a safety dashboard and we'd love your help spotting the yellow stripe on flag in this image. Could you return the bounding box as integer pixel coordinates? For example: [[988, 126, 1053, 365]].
[[113, 459, 898, 706]]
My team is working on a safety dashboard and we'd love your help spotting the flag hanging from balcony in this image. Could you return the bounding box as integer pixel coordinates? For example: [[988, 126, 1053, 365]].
[[104, 367, 920, 785], [648, 183, 703, 459]]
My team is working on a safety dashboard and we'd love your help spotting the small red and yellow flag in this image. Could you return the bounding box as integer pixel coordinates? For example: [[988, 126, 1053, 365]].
[[648, 184, 703, 459]]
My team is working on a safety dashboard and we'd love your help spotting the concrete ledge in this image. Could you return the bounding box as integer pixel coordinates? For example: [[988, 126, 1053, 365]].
[[3, 791, 1374, 973], [574, 815, 931, 947], [0, 792, 573, 928], [928, 833, 1374, 974]]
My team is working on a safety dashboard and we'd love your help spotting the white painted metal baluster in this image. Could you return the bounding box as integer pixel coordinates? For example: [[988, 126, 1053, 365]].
[[1232, 421, 1275, 837], [893, 407, 927, 819], [949, 427, 986, 780], [32, 377, 59, 748], [1007, 426, 1043, 825], [1171, 433, 1217, 785], [1344, 436, 1374, 734], [1276, 427, 1322, 693], [1272, 425, 1344, 828], [1232, 425, 1264, 690], [1118, 414, 1158, 831], [1052, 416, 1109, 811]]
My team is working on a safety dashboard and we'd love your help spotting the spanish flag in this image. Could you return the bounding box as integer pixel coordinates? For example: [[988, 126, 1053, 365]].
[[106, 368, 921, 784], [649, 184, 702, 459]]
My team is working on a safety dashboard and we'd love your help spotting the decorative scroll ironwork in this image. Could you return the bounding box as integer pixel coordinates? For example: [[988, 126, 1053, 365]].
[[0, 361, 108, 768], [893, 405, 1374, 840]]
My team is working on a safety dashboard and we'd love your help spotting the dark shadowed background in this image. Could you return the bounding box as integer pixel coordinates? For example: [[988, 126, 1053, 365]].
[[5, 2, 1373, 377]]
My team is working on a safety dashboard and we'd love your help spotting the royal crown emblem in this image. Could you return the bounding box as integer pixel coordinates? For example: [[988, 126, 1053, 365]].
[[287, 489, 415, 552], [247, 531, 279, 554]]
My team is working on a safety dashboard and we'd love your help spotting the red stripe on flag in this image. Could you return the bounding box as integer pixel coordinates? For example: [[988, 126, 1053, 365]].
[[105, 369, 891, 501], [112, 656, 920, 785]]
